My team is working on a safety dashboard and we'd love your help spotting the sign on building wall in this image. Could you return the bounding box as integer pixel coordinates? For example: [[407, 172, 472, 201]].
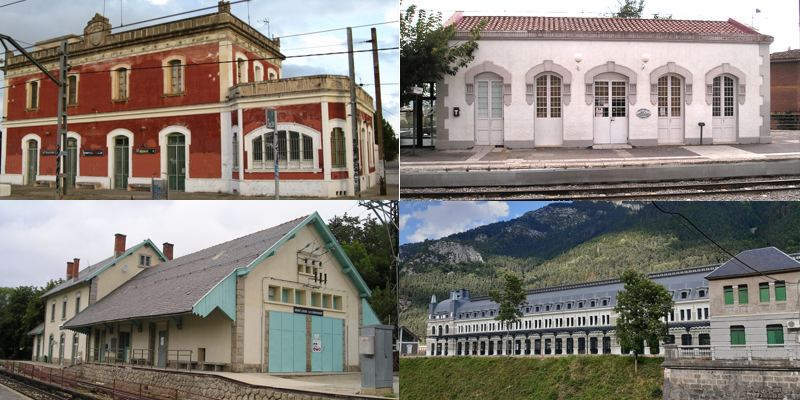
[[293, 306, 323, 316], [636, 108, 652, 119], [312, 335, 323, 353]]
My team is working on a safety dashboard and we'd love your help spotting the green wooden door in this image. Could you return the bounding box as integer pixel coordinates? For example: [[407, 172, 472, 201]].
[[66, 138, 77, 187], [114, 136, 129, 189], [26, 140, 38, 186], [311, 316, 344, 372], [268, 311, 307, 372], [167, 134, 186, 191]]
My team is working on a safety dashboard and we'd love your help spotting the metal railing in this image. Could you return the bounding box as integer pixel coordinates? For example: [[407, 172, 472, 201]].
[[130, 349, 153, 366], [0, 360, 220, 400], [166, 350, 193, 370], [771, 113, 800, 130], [665, 344, 800, 362]]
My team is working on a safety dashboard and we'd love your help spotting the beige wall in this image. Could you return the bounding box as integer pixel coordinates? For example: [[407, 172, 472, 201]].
[[709, 271, 800, 317], [242, 224, 363, 369], [43, 284, 90, 364], [96, 245, 162, 300]]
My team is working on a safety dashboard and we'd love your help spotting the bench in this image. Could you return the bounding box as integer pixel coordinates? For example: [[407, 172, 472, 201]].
[[127, 183, 151, 192], [76, 182, 102, 190], [199, 362, 227, 372]]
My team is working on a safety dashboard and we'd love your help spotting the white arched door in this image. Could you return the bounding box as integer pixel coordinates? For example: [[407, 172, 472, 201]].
[[657, 75, 684, 144], [593, 76, 628, 145], [712, 75, 737, 143], [534, 74, 563, 146], [475, 72, 504, 146]]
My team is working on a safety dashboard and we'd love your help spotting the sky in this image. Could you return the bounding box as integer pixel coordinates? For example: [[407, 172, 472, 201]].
[[0, 0, 400, 132], [400, 201, 552, 244], [407, 0, 800, 52], [0, 200, 377, 288]]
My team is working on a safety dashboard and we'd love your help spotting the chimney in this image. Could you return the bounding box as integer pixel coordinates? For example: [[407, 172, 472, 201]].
[[218, 1, 231, 14], [72, 258, 80, 279], [114, 233, 126, 257], [66, 261, 75, 280], [162, 242, 174, 261]]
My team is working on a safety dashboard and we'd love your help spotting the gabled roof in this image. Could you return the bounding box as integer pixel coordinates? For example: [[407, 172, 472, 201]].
[[705, 247, 800, 280], [64, 213, 372, 330], [41, 239, 166, 298], [448, 14, 772, 43]]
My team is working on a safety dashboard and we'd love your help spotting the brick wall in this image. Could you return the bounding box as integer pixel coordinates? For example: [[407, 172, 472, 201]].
[[771, 61, 800, 113]]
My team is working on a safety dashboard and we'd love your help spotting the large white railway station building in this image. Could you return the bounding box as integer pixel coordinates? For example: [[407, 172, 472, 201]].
[[425, 248, 799, 358], [435, 14, 773, 149]]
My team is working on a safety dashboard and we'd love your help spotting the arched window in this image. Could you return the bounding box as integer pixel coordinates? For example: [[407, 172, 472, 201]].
[[431, 326, 435, 335], [232, 132, 239, 171], [251, 129, 315, 170], [116, 68, 128, 100], [237, 58, 247, 84], [27, 80, 39, 109], [254, 64, 264, 82], [445, 325, 449, 334], [67, 75, 79, 106]]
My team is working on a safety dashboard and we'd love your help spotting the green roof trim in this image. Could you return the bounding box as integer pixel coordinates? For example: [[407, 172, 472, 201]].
[[238, 212, 372, 298], [83, 239, 168, 282], [362, 298, 381, 326], [192, 268, 239, 321]]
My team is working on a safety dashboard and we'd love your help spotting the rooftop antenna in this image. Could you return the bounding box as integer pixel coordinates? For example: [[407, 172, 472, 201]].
[[120, 0, 123, 26], [102, 0, 106, 17], [265, 18, 271, 38]]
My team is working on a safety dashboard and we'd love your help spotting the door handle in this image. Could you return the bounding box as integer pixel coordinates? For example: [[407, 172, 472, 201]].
[[610, 118, 615, 122]]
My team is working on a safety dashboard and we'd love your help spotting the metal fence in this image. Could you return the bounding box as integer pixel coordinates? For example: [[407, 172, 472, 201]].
[[0, 360, 220, 400], [665, 344, 800, 362], [771, 113, 800, 130]]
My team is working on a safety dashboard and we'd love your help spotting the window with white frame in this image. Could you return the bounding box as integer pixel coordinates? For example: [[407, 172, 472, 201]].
[[236, 57, 248, 84], [251, 130, 315, 170], [254, 63, 264, 81], [27, 80, 40, 110], [232, 132, 239, 171], [268, 68, 277, 80]]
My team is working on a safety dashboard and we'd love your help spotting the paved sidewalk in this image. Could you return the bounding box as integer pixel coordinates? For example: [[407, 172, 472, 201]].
[[401, 131, 800, 172], [212, 372, 399, 398]]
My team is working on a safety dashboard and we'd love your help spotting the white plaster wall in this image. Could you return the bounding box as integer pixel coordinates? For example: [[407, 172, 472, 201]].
[[443, 39, 764, 147]]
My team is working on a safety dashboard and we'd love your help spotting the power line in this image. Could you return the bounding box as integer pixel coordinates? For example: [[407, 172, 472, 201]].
[[277, 20, 399, 39], [0, 47, 399, 91], [650, 201, 781, 282], [0, 0, 28, 8]]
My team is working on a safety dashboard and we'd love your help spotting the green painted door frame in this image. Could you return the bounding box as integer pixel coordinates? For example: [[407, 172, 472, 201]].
[[114, 136, 129, 189], [167, 134, 186, 191], [26, 140, 38, 186], [66, 138, 78, 187]]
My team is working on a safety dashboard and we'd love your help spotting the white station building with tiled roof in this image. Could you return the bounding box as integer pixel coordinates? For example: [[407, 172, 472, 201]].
[[31, 213, 382, 374], [435, 14, 774, 149]]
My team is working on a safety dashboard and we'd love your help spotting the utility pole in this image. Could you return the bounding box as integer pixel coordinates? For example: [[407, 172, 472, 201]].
[[347, 27, 361, 198], [369, 27, 386, 196], [266, 107, 279, 200], [0, 34, 66, 198], [56, 40, 69, 199]]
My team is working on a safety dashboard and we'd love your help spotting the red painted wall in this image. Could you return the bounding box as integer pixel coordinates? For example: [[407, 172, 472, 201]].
[[5, 114, 220, 178], [231, 44, 280, 85], [6, 43, 222, 121]]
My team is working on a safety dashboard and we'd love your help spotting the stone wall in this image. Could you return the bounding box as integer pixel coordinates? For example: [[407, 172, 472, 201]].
[[70, 363, 380, 400], [663, 360, 800, 400]]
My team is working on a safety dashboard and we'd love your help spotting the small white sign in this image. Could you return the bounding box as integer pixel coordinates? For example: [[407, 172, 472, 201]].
[[312, 338, 322, 353]]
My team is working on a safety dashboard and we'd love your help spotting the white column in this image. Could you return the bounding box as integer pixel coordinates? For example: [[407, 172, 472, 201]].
[[220, 111, 232, 183], [237, 107, 245, 184], [321, 102, 332, 183]]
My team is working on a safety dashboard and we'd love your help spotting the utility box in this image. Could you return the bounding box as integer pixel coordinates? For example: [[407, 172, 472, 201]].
[[359, 325, 393, 396]]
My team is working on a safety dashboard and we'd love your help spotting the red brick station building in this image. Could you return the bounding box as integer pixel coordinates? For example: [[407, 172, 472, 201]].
[[0, 1, 379, 197]]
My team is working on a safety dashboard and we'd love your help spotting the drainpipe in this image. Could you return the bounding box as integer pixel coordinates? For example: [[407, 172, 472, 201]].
[[698, 122, 706, 145]]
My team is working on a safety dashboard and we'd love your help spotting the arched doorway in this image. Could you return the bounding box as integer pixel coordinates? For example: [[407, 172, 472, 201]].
[[657, 75, 685, 144], [66, 137, 78, 187], [26, 139, 38, 186], [475, 71, 505, 146], [48, 335, 54, 362], [167, 133, 186, 191], [593, 72, 629, 145], [712, 75, 737, 143], [534, 73, 563, 146], [113, 136, 130, 189]]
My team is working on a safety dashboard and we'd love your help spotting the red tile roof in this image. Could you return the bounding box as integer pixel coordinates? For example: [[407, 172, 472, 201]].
[[452, 15, 762, 36]]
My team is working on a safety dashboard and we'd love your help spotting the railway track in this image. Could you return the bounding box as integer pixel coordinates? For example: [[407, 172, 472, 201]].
[[0, 373, 72, 400], [402, 177, 800, 200]]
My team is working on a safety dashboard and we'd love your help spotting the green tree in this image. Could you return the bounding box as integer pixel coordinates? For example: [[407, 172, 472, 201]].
[[0, 279, 62, 360], [489, 273, 526, 355], [400, 3, 486, 102], [381, 118, 399, 162], [612, 0, 645, 18], [614, 270, 674, 373]]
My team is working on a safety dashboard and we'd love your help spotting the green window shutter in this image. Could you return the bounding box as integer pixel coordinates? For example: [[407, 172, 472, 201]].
[[730, 326, 746, 345], [775, 282, 787, 302], [767, 325, 784, 345], [724, 287, 734, 305], [759, 283, 770, 303], [738, 285, 748, 304]]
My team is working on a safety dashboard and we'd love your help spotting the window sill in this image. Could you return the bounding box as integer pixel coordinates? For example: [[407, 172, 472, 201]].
[[245, 168, 322, 174], [26, 108, 39, 112], [163, 92, 185, 98], [112, 98, 129, 103]]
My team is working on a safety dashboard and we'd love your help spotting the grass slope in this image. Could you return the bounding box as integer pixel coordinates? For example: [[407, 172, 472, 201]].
[[400, 356, 664, 400]]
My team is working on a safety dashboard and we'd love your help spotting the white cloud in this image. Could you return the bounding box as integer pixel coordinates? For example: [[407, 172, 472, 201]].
[[404, 201, 509, 243], [147, 0, 171, 5]]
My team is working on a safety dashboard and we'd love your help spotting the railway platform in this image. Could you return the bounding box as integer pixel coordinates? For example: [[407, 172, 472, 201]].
[[400, 130, 800, 190]]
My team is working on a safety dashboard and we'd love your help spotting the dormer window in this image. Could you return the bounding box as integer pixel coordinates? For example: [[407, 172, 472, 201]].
[[601, 299, 608, 306], [590, 300, 596, 307], [139, 255, 151, 267], [578, 301, 584, 308], [698, 289, 706, 298], [680, 291, 689, 299]]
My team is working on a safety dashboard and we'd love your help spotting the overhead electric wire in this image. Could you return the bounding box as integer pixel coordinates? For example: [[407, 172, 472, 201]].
[[276, 20, 399, 39], [0, 0, 28, 8], [0, 46, 399, 91], [650, 201, 783, 282]]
